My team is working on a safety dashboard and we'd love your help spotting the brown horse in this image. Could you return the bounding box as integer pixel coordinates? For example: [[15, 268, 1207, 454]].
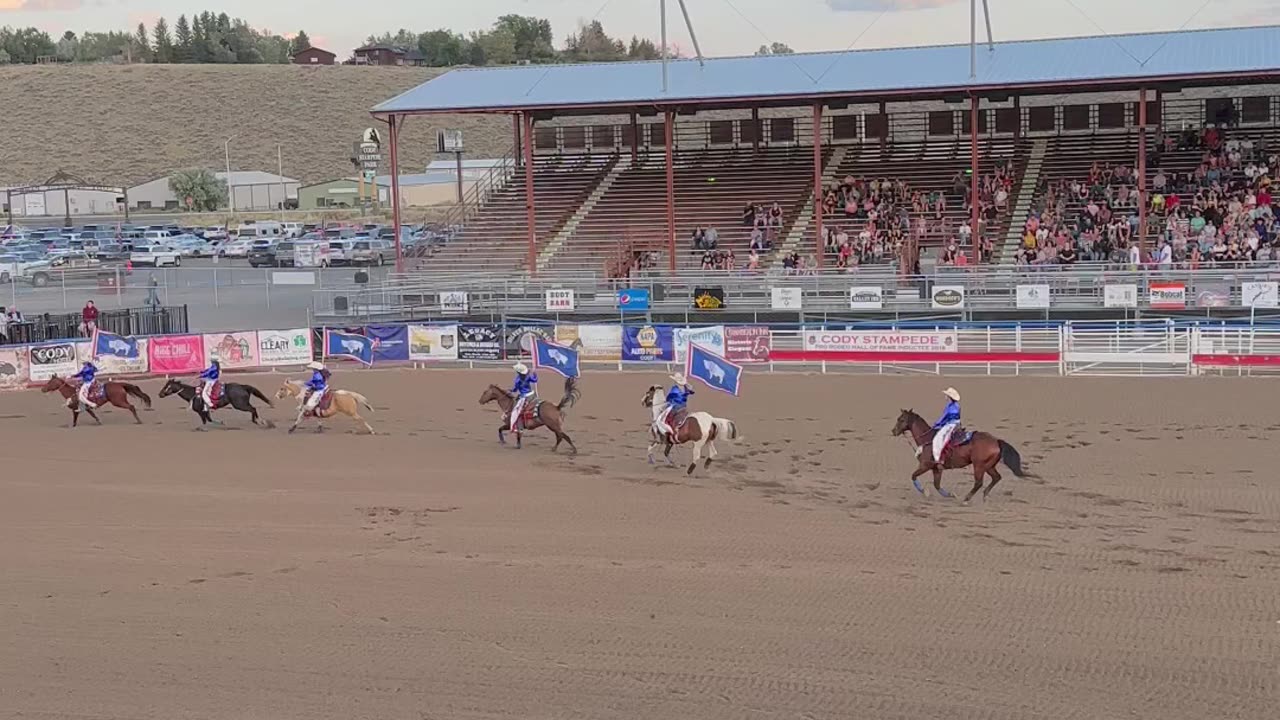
[[41, 374, 152, 427], [641, 385, 740, 475], [479, 377, 580, 452], [891, 409, 1035, 502], [275, 379, 376, 434]]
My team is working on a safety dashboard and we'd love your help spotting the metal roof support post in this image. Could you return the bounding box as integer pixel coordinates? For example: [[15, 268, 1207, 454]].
[[665, 109, 677, 273], [523, 111, 538, 275], [813, 102, 824, 269], [1013, 95, 1022, 140], [970, 94, 980, 264], [879, 101, 887, 154], [750, 108, 760, 155], [630, 112, 639, 164], [389, 114, 404, 273], [1138, 87, 1148, 259], [512, 114, 522, 168]]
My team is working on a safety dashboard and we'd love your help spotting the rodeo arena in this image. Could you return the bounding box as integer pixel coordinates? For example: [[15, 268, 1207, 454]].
[[6, 22, 1280, 720]]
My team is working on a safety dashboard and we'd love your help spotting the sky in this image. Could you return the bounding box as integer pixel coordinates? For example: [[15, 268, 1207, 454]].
[[2, 0, 1278, 58]]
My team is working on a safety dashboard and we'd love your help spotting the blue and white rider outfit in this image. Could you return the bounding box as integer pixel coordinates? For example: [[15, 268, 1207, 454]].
[[303, 361, 330, 414], [658, 373, 694, 437], [931, 387, 962, 465], [198, 360, 221, 410], [509, 362, 538, 431], [72, 361, 98, 408]]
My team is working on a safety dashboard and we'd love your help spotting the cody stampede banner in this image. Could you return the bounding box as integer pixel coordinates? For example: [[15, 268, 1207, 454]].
[[28, 341, 79, 382], [458, 324, 502, 360]]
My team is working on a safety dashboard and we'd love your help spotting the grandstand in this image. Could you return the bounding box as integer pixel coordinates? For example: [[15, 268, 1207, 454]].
[[373, 25, 1280, 276]]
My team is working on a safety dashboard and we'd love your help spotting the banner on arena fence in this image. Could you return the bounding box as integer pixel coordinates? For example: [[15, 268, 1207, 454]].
[[0, 347, 29, 390], [1149, 282, 1186, 309], [616, 288, 650, 312], [148, 335, 206, 374], [325, 329, 374, 366], [458, 324, 502, 361], [692, 286, 725, 310], [554, 324, 622, 361], [1016, 284, 1051, 310], [203, 331, 259, 369], [1195, 283, 1231, 308], [622, 324, 675, 362], [803, 330, 958, 353], [92, 329, 140, 360], [368, 324, 410, 363], [408, 324, 458, 361], [545, 288, 576, 312], [257, 328, 313, 366], [27, 341, 81, 382], [849, 287, 884, 310], [1242, 281, 1279, 308], [1104, 284, 1138, 308], [533, 337, 580, 379], [504, 325, 553, 358], [79, 338, 149, 376], [439, 291, 469, 315], [674, 325, 726, 362], [686, 343, 742, 396], [931, 285, 966, 309], [771, 287, 802, 311], [725, 326, 771, 362]]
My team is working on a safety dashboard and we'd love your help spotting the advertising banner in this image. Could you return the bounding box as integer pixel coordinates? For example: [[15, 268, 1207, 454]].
[[1104, 284, 1138, 308], [27, 341, 79, 382], [771, 287, 802, 310], [725, 326, 772, 362], [203, 331, 259, 369], [78, 338, 149, 376], [457, 324, 502, 360], [257, 328, 313, 366], [504, 324, 553, 358], [803, 330, 958, 353], [692, 287, 725, 310], [545, 288, 576, 312], [931, 285, 966, 309], [440, 291, 468, 315], [554, 324, 622, 361], [408, 324, 458, 360], [849, 287, 884, 310], [1242, 281, 1279, 308], [0, 347, 29, 390], [148, 335, 206, 374], [1016, 284, 1051, 309], [674, 325, 726, 362], [622, 324, 675, 362], [616, 288, 650, 312], [1194, 283, 1231, 308], [367, 324, 410, 363], [1149, 282, 1186, 309]]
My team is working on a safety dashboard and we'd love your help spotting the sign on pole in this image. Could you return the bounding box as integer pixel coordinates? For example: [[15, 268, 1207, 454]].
[[437, 129, 464, 153]]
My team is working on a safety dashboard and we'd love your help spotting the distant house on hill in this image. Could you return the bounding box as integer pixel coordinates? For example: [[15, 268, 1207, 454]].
[[351, 44, 425, 67], [292, 47, 336, 66]]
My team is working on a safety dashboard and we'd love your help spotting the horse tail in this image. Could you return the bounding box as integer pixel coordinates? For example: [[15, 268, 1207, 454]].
[[122, 383, 152, 409], [557, 377, 581, 414], [712, 417, 741, 443], [344, 391, 375, 414], [246, 385, 274, 408], [998, 439, 1036, 479]]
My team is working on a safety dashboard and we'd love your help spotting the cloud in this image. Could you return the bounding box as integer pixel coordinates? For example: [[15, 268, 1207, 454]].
[[0, 0, 86, 10], [825, 0, 959, 11]]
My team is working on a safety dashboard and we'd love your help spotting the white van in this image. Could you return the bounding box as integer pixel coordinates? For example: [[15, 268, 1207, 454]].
[[236, 222, 284, 239]]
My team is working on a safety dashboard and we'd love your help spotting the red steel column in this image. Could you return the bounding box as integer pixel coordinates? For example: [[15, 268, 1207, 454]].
[[970, 94, 980, 264], [665, 110, 676, 273], [523, 111, 537, 274], [389, 114, 403, 272], [1138, 87, 1148, 259], [512, 114, 522, 167], [813, 102, 824, 269]]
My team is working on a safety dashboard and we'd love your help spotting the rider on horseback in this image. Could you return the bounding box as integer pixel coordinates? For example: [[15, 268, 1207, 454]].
[[509, 363, 538, 432], [931, 387, 962, 468], [198, 359, 221, 412], [72, 361, 98, 409], [658, 373, 695, 439], [302, 361, 330, 416]]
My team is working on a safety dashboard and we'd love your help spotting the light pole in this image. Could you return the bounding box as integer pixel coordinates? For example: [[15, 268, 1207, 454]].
[[223, 135, 236, 216]]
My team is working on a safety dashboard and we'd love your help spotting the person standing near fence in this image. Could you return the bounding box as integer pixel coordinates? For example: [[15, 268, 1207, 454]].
[[81, 300, 98, 335], [145, 274, 160, 310]]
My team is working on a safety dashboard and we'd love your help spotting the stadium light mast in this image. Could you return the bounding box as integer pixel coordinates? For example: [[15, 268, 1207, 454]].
[[970, 0, 994, 79], [660, 0, 706, 93]]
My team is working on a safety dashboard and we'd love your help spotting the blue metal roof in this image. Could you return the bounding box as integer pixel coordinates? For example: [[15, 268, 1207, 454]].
[[374, 25, 1280, 115]]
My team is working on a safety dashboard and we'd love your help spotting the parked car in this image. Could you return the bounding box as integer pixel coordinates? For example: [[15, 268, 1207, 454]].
[[168, 235, 207, 257], [218, 238, 254, 258], [131, 244, 182, 267], [20, 255, 126, 288], [281, 222, 304, 238], [246, 239, 280, 268], [0, 252, 47, 283], [349, 238, 393, 266], [326, 239, 356, 266], [96, 243, 130, 261]]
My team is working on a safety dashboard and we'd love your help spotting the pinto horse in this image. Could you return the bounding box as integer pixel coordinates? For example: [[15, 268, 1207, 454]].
[[41, 374, 151, 427], [891, 409, 1035, 502], [159, 378, 275, 428], [641, 385, 740, 475], [479, 377, 580, 453], [275, 380, 376, 435]]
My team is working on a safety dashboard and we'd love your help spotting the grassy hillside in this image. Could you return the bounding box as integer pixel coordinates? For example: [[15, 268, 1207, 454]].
[[0, 64, 511, 188]]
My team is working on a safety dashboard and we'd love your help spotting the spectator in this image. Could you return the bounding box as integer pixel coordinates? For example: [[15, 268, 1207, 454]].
[[747, 248, 760, 271], [741, 203, 756, 226], [691, 227, 706, 250], [704, 227, 719, 250], [81, 300, 98, 335]]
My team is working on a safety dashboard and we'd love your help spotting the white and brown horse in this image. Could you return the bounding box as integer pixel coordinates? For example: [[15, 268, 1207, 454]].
[[641, 384, 739, 475]]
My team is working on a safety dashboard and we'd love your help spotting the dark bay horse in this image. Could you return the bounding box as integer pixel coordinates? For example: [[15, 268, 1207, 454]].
[[892, 409, 1035, 502], [479, 377, 580, 452], [641, 384, 740, 474], [159, 378, 275, 428], [41, 374, 151, 427]]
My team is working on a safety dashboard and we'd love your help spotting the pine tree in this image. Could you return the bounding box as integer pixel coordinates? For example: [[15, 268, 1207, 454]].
[[152, 17, 173, 63], [173, 15, 193, 62], [290, 30, 312, 55], [133, 22, 151, 62]]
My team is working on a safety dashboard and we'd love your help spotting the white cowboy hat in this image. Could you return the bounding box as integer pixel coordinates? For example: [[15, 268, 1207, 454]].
[[670, 373, 687, 385], [513, 362, 529, 374], [942, 387, 961, 402], [307, 361, 325, 371]]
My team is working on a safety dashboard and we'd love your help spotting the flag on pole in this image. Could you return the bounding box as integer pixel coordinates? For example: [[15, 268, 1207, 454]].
[[532, 337, 580, 379], [325, 329, 374, 365], [686, 343, 742, 396], [92, 329, 140, 360]]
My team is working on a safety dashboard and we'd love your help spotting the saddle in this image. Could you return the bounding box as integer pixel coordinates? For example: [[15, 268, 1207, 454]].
[[305, 389, 333, 416], [84, 380, 105, 404], [206, 381, 222, 405], [940, 426, 974, 459], [667, 407, 689, 432]]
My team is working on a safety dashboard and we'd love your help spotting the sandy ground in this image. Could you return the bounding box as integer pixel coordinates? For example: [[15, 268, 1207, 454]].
[[1, 370, 1277, 719]]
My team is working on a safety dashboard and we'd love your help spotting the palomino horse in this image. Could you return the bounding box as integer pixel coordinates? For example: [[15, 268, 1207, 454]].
[[479, 377, 580, 452], [159, 378, 275, 428], [41, 374, 152, 427], [275, 379, 376, 435], [641, 384, 739, 475], [891, 409, 1036, 502]]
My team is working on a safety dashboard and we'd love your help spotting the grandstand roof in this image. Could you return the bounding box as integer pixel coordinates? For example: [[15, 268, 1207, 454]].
[[373, 25, 1280, 117]]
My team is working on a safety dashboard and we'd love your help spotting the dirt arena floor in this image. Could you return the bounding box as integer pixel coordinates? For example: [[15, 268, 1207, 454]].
[[2, 370, 1276, 719]]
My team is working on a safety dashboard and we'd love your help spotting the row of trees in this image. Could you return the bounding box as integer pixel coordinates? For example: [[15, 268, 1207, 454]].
[[0, 13, 306, 65]]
